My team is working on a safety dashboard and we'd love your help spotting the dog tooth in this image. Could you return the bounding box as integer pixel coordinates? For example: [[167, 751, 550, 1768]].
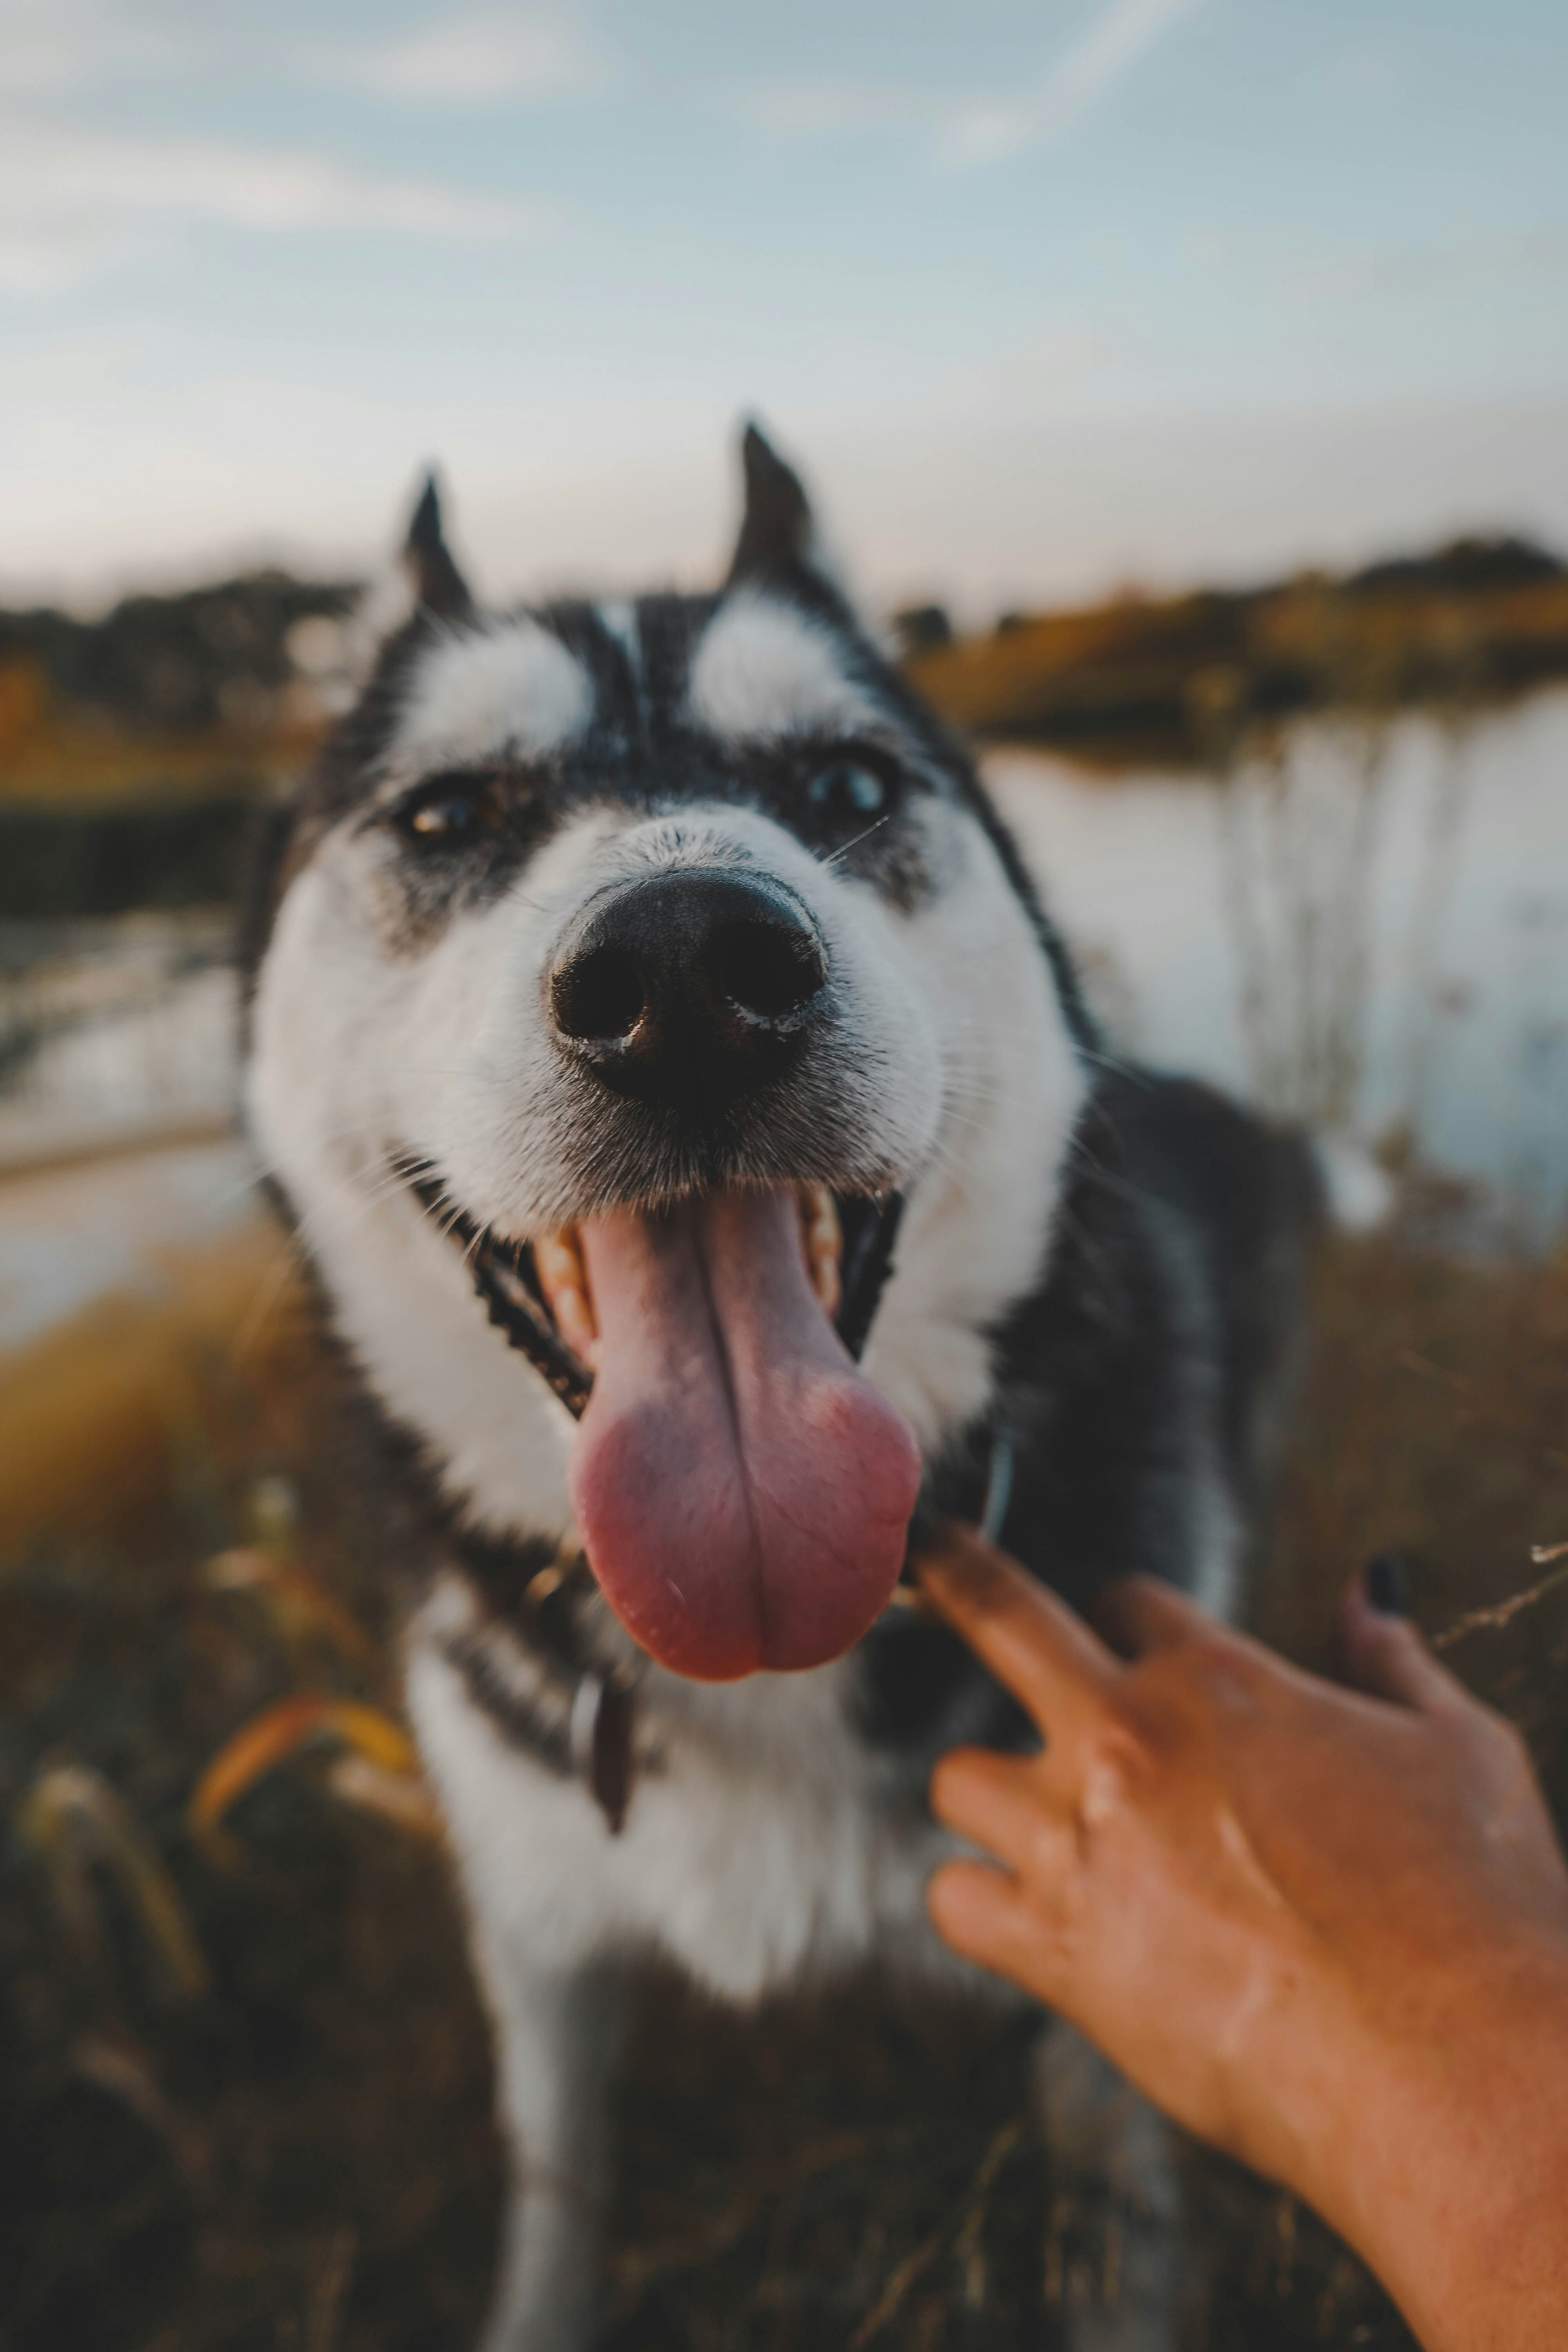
[[798, 1184, 843, 1319], [552, 1284, 598, 1365], [536, 1227, 598, 1360], [535, 1230, 578, 1283]]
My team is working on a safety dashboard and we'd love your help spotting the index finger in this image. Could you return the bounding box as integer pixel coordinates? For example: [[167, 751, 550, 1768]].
[[916, 1525, 1118, 1735]]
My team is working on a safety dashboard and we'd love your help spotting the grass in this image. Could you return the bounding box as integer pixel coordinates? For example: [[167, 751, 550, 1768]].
[[2, 1210, 1566, 2350]]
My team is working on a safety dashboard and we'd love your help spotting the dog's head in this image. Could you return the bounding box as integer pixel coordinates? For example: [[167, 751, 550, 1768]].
[[247, 427, 1089, 1681]]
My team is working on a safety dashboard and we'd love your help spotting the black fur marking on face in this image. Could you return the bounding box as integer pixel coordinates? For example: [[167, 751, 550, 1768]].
[[376, 760, 558, 868], [362, 756, 583, 946], [719, 732, 931, 901], [240, 567, 1095, 1069]]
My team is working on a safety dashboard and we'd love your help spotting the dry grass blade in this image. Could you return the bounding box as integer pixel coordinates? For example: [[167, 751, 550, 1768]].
[[204, 1545, 374, 1663], [1432, 1559, 1568, 1649], [72, 2031, 213, 2196], [848, 2114, 1026, 2349], [189, 1695, 423, 1857], [20, 1762, 209, 2000], [304, 2224, 358, 2352], [608, 2129, 871, 2304], [326, 1753, 443, 1838]]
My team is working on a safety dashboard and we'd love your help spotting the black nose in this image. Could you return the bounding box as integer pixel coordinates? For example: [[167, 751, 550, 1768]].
[[548, 869, 828, 1109]]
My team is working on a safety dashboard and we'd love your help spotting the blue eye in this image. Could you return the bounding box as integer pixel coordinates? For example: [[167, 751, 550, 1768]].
[[807, 762, 889, 826]]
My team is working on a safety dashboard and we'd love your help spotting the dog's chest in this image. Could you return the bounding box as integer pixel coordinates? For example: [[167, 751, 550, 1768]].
[[406, 1625, 958, 2003]]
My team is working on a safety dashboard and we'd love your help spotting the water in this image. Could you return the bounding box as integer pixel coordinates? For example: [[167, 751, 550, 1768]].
[[0, 688, 1564, 1350], [989, 688, 1568, 1244], [0, 911, 250, 1349], [0, 910, 236, 1162], [0, 1138, 256, 1352]]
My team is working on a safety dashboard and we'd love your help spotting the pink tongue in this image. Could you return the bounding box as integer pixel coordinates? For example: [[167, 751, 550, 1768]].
[[568, 1191, 921, 1681]]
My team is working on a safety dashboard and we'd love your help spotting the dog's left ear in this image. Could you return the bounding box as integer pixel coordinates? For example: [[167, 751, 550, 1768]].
[[726, 422, 852, 604]]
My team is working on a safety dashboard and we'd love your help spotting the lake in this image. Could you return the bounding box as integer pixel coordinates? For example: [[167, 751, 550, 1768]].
[[992, 688, 1568, 1244]]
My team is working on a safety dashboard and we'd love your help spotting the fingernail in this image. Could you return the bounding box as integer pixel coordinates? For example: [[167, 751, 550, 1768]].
[[1366, 1552, 1411, 1617]]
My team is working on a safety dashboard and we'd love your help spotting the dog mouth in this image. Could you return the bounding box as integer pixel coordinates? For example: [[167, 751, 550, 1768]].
[[529, 1183, 847, 1372], [407, 1171, 921, 1681]]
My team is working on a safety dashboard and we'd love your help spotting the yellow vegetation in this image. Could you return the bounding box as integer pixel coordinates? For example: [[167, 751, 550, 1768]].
[[907, 575, 1568, 756]]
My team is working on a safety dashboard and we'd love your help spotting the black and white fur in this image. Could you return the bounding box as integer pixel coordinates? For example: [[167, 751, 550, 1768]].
[[242, 429, 1318, 2351]]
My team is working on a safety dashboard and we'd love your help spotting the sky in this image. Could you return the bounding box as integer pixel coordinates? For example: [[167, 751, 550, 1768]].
[[3, 0, 1567, 617]]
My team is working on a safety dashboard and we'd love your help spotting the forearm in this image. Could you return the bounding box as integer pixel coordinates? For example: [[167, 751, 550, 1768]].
[[1310, 1938, 1568, 2352]]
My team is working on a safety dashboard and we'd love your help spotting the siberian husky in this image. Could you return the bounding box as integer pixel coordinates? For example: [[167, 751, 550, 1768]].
[[243, 426, 1318, 2350]]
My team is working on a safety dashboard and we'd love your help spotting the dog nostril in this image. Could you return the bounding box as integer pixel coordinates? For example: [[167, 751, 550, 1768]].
[[706, 920, 826, 1023], [552, 945, 645, 1042]]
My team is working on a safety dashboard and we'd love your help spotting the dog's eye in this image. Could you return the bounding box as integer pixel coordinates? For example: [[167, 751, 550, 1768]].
[[411, 796, 479, 840], [398, 775, 499, 846], [806, 760, 893, 830]]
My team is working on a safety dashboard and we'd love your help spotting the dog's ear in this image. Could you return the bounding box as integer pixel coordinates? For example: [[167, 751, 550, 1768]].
[[727, 423, 815, 584], [726, 421, 856, 607], [402, 470, 474, 620], [338, 468, 475, 691]]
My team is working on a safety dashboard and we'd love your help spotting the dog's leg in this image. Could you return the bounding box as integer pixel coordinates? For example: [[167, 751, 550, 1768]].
[[405, 1624, 631, 2350], [475, 1951, 626, 2352], [1034, 2020, 1185, 2352]]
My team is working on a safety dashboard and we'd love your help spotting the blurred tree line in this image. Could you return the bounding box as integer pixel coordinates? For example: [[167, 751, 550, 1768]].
[[0, 573, 353, 920], [0, 572, 354, 740], [900, 534, 1568, 764]]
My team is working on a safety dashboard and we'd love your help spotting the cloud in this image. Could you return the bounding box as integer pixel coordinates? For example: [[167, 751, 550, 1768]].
[[0, 0, 181, 90], [739, 0, 1212, 173], [307, 7, 602, 106], [0, 120, 554, 293], [1292, 232, 1568, 308], [739, 80, 925, 139], [938, 0, 1213, 168]]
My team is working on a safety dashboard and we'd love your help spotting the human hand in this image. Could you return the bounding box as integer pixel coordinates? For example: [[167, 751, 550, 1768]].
[[920, 1528, 1568, 2352]]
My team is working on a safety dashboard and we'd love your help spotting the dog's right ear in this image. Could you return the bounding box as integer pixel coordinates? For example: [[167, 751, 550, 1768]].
[[727, 423, 816, 586], [342, 468, 476, 686], [402, 471, 474, 621], [725, 421, 858, 609], [725, 421, 867, 624]]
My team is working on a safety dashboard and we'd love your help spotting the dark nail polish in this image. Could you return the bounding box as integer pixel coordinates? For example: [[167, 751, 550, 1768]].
[[1366, 1552, 1410, 1616]]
